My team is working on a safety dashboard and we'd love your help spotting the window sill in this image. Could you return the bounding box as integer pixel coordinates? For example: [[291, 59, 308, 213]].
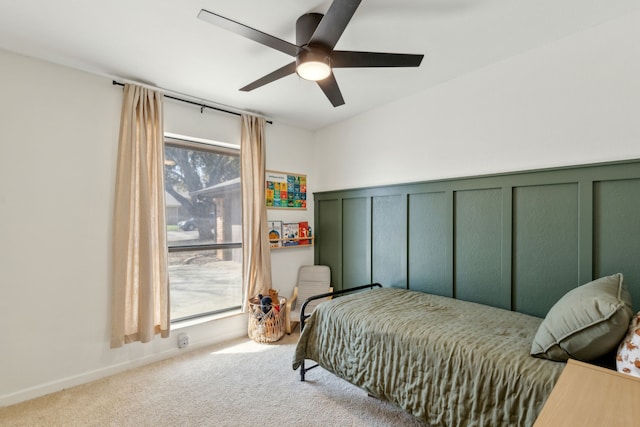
[[171, 308, 244, 330]]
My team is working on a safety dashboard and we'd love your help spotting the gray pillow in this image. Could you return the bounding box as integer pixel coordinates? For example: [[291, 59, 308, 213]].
[[531, 273, 633, 362]]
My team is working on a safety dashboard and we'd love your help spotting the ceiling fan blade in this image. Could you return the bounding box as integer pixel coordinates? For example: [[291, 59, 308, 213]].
[[240, 62, 297, 92], [332, 51, 424, 68], [317, 74, 345, 107], [198, 9, 298, 57], [309, 0, 362, 49]]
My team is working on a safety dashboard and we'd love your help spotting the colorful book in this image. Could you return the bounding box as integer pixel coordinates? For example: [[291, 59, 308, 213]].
[[298, 221, 310, 245], [267, 220, 282, 247], [282, 222, 299, 246]]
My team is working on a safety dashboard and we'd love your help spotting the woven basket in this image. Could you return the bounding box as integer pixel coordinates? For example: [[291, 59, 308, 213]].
[[247, 297, 286, 343]]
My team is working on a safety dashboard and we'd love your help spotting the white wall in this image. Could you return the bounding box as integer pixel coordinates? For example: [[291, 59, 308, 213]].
[[313, 10, 640, 192], [0, 49, 314, 406], [265, 124, 317, 299]]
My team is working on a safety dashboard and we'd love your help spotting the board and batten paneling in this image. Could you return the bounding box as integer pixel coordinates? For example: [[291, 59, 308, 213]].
[[454, 188, 506, 309], [314, 160, 640, 316], [512, 183, 580, 317], [342, 198, 371, 289], [408, 191, 451, 296], [593, 178, 640, 307], [316, 198, 342, 288], [372, 195, 407, 289]]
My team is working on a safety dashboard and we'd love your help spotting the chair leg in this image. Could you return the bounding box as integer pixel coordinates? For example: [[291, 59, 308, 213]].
[[287, 321, 299, 335], [286, 320, 297, 335]]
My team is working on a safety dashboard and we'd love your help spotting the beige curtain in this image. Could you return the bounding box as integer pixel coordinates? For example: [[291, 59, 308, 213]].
[[111, 84, 169, 348], [241, 114, 273, 311]]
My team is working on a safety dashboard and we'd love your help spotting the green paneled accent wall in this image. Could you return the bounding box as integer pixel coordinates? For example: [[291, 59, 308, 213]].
[[314, 160, 640, 316], [408, 192, 451, 296], [372, 195, 407, 289], [593, 178, 640, 306], [316, 198, 342, 289], [454, 188, 505, 308], [512, 183, 580, 317], [342, 198, 371, 289]]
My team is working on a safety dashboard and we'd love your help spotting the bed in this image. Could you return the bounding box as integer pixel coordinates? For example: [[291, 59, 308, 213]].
[[300, 160, 639, 426], [293, 286, 566, 427]]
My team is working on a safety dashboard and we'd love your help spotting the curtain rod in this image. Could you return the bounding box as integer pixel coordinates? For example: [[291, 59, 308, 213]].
[[111, 80, 272, 124]]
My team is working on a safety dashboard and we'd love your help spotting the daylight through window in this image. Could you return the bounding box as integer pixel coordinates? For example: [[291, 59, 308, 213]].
[[164, 135, 242, 322]]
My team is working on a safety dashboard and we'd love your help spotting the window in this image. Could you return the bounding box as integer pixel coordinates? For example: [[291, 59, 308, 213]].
[[164, 134, 242, 322]]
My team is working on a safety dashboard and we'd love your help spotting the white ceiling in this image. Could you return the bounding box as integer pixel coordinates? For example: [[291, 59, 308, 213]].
[[0, 0, 638, 130]]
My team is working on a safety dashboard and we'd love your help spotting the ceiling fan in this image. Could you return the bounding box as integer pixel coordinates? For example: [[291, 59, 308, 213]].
[[197, 0, 424, 107]]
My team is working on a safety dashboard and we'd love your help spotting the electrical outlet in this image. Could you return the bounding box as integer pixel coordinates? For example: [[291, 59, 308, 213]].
[[178, 333, 189, 349]]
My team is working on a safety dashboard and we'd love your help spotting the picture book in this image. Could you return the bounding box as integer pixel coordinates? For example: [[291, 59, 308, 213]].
[[267, 220, 283, 247], [282, 222, 299, 246]]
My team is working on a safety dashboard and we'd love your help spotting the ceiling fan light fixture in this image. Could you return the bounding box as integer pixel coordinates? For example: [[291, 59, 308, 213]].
[[296, 61, 331, 81], [296, 49, 332, 81], [198, 3, 424, 107]]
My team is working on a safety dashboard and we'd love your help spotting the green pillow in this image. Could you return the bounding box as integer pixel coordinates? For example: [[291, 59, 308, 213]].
[[531, 273, 633, 362]]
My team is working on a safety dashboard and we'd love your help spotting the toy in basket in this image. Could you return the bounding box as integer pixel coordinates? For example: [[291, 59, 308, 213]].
[[248, 289, 286, 343]]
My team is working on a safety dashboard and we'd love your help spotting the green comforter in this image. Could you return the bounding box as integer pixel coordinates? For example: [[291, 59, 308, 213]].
[[293, 288, 565, 427]]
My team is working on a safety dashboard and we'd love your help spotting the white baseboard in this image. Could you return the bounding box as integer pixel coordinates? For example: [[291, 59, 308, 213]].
[[1, 326, 247, 408]]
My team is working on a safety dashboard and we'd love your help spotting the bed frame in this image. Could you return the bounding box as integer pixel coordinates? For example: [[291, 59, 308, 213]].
[[297, 283, 382, 381]]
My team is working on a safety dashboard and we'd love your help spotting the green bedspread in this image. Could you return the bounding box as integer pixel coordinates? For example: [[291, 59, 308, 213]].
[[293, 288, 566, 427]]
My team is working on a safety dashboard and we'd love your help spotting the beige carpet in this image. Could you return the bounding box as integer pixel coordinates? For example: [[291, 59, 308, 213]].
[[0, 332, 427, 427]]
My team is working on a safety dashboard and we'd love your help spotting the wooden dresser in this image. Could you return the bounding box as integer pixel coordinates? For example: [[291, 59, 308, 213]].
[[534, 358, 640, 426]]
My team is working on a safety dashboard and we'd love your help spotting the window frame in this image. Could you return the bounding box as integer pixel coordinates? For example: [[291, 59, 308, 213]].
[[164, 134, 242, 323]]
